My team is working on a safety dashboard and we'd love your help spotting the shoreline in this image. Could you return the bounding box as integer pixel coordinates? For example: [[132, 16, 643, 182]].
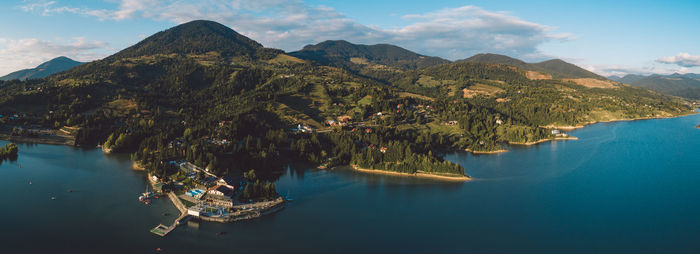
[[132, 161, 145, 170], [542, 110, 699, 130], [465, 148, 508, 154], [0, 134, 75, 146], [509, 136, 579, 146], [351, 165, 471, 182]]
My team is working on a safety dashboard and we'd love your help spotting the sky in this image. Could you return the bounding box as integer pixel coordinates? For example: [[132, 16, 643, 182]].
[[1, 0, 699, 77]]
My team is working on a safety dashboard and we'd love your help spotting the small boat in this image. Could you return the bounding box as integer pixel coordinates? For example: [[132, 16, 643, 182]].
[[29, 181, 32, 185], [138, 185, 155, 201], [51, 197, 56, 200]]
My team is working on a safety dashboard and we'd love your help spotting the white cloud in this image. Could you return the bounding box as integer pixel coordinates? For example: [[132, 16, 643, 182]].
[[19, 0, 573, 61], [656, 53, 700, 67], [0, 37, 109, 76], [581, 63, 700, 77]]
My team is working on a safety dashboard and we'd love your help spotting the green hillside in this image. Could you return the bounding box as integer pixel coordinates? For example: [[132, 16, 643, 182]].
[[463, 53, 605, 79], [290, 40, 449, 69]]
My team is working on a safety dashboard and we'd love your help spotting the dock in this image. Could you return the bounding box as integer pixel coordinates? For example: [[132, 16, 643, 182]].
[[150, 212, 189, 236], [149, 178, 192, 237]]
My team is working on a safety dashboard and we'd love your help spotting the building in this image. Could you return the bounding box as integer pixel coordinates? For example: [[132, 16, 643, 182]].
[[205, 195, 234, 208], [187, 206, 202, 217], [208, 185, 234, 197]]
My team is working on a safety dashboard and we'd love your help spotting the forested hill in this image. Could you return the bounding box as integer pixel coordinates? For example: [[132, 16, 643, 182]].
[[609, 73, 700, 99], [462, 53, 605, 80], [107, 20, 282, 61], [0, 20, 693, 182], [289, 40, 449, 69], [0, 56, 83, 81]]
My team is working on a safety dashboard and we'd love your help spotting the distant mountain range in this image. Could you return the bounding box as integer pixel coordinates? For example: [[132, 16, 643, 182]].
[[0, 56, 83, 81], [608, 73, 700, 99]]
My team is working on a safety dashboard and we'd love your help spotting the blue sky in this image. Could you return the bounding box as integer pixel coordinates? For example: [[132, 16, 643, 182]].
[[1, 0, 699, 77]]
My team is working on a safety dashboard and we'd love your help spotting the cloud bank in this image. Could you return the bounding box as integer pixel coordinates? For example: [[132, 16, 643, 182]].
[[657, 53, 700, 67], [0, 37, 108, 76], [19, 0, 572, 61]]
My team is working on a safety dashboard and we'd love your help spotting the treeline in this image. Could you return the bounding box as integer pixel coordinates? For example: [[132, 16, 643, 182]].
[[0, 143, 18, 159]]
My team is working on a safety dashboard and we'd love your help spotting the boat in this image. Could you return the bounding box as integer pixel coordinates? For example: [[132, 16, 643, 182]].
[[138, 184, 156, 202]]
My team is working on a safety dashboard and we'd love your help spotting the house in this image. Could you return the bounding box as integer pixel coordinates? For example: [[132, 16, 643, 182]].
[[551, 130, 561, 135], [496, 119, 503, 125], [205, 195, 233, 208], [208, 185, 234, 197], [380, 147, 387, 153]]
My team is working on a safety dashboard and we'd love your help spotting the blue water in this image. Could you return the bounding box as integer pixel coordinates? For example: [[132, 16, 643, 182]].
[[1, 112, 699, 253]]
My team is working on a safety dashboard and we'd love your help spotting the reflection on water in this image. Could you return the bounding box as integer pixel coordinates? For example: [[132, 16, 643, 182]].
[[1, 112, 700, 253]]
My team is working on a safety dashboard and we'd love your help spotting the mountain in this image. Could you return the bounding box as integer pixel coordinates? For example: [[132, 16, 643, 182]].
[[289, 40, 449, 69], [608, 74, 645, 83], [462, 53, 605, 80], [0, 56, 83, 81], [108, 20, 281, 61], [613, 73, 700, 99]]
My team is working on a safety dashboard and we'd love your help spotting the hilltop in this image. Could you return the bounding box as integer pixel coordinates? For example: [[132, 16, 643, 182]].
[[290, 40, 449, 69], [107, 20, 282, 61], [0, 56, 83, 81]]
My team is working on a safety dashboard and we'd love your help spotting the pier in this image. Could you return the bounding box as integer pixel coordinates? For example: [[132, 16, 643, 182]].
[[149, 187, 191, 237], [150, 212, 190, 236]]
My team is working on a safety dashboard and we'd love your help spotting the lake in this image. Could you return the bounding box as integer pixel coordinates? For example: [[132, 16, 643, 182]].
[[1, 112, 699, 253]]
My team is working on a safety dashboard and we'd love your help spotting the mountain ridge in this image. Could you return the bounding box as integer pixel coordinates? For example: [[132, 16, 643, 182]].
[[289, 40, 449, 69], [462, 53, 605, 80], [0, 56, 84, 81], [608, 73, 700, 99]]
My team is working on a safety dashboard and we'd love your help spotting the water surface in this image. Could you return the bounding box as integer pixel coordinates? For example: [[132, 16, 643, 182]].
[[1, 112, 699, 253]]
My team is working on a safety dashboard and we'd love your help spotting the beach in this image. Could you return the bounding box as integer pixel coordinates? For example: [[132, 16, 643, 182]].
[[351, 165, 472, 182]]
